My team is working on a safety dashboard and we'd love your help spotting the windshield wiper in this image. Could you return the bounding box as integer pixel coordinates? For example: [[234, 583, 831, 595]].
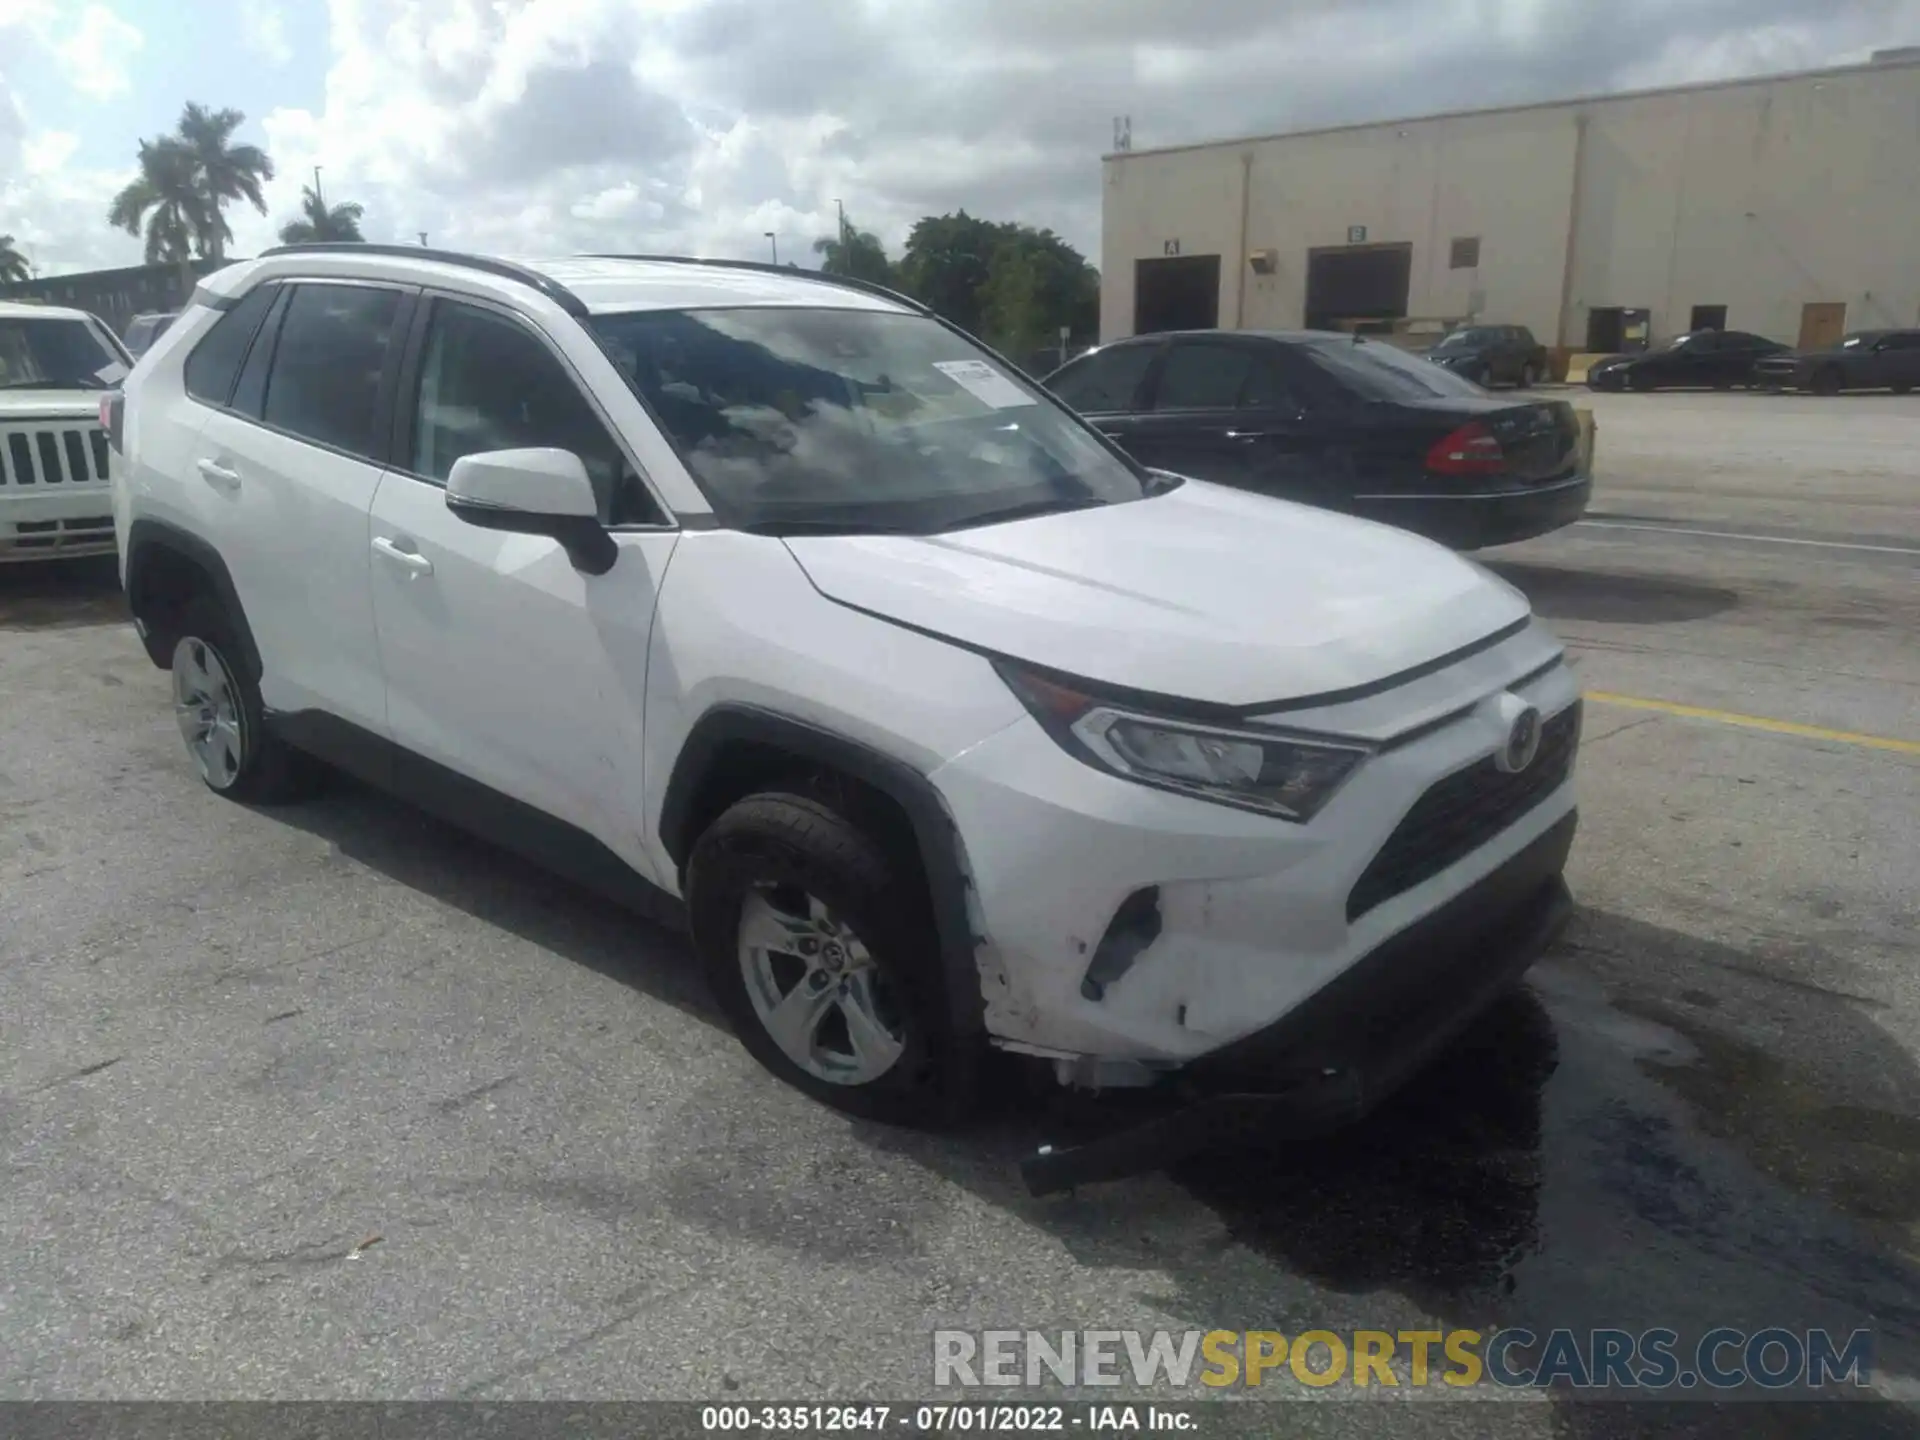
[[940, 495, 1112, 532]]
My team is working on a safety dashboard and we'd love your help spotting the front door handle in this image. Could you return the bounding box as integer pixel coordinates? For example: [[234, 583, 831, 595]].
[[371, 535, 433, 577], [196, 458, 240, 490]]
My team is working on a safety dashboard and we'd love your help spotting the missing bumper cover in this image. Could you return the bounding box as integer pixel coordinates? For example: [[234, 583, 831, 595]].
[[1080, 886, 1162, 1002]]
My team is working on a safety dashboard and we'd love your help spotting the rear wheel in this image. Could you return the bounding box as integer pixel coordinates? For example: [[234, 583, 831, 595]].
[[685, 791, 973, 1127], [169, 598, 321, 803]]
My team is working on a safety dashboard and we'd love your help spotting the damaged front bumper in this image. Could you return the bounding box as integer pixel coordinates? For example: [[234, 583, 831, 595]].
[[1020, 810, 1577, 1195]]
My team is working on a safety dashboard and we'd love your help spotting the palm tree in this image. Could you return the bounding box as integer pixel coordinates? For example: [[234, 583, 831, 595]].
[[0, 235, 29, 284], [278, 184, 365, 244], [107, 138, 207, 264], [174, 103, 274, 259]]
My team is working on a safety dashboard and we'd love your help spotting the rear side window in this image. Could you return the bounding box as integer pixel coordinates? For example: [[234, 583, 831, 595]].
[[410, 299, 661, 525], [1046, 345, 1155, 413], [1153, 343, 1255, 410], [259, 283, 404, 459], [183, 285, 277, 407]]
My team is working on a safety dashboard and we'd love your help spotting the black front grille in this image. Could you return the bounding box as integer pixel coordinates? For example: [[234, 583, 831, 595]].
[[1347, 700, 1580, 921]]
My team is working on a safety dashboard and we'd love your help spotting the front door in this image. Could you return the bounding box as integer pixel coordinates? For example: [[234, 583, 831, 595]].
[[1128, 338, 1330, 503], [1799, 302, 1847, 351], [367, 294, 679, 876], [192, 280, 414, 733]]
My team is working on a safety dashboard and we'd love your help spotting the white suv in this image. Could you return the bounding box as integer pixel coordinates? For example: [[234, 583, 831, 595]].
[[1, 299, 130, 561], [110, 246, 1580, 1191]]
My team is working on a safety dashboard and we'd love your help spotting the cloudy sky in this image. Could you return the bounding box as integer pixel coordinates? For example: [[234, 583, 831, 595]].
[[2, 0, 1916, 277]]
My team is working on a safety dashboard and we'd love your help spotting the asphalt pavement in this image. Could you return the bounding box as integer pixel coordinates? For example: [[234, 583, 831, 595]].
[[1, 391, 1917, 1437]]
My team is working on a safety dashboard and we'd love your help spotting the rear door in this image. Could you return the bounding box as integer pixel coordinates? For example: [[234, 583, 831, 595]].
[[1874, 332, 1920, 390], [191, 279, 413, 732]]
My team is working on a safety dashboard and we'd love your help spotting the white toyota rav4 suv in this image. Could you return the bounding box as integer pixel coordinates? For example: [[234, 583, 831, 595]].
[[109, 246, 1580, 1191]]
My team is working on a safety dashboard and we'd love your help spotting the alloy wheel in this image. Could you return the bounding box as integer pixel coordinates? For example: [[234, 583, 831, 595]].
[[172, 636, 247, 790], [736, 883, 907, 1085]]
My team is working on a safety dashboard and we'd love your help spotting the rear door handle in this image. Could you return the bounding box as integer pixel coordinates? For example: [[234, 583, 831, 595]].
[[196, 458, 240, 490], [371, 535, 433, 577]]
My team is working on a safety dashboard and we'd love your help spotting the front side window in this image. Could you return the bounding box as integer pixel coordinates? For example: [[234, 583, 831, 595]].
[[411, 300, 660, 525], [1044, 344, 1156, 413], [1153, 343, 1255, 410], [590, 307, 1152, 535], [260, 284, 404, 459], [1433, 327, 1496, 353], [0, 315, 128, 391]]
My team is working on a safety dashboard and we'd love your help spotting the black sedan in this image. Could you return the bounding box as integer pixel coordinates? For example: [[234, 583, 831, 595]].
[[1043, 329, 1591, 550], [1752, 329, 1920, 395], [1425, 324, 1549, 387], [1587, 330, 1786, 391]]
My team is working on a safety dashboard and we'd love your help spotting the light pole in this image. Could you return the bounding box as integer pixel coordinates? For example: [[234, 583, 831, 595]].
[[765, 231, 778, 265], [313, 165, 324, 207], [834, 198, 847, 244], [418, 232, 428, 246]]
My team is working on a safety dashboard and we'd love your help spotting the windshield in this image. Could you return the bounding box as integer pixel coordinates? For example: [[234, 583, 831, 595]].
[[590, 307, 1153, 534], [0, 316, 128, 390], [1433, 327, 1497, 351], [1302, 337, 1490, 401]]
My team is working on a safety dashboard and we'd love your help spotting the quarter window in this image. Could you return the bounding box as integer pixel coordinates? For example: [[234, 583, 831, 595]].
[[184, 284, 277, 407], [411, 299, 659, 525], [259, 284, 404, 460]]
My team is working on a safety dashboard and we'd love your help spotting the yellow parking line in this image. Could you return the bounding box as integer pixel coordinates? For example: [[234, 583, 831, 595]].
[[1586, 691, 1920, 755]]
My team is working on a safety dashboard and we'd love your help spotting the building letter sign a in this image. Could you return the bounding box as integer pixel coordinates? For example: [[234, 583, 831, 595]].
[[1163, 239, 1181, 256], [1348, 225, 1367, 244]]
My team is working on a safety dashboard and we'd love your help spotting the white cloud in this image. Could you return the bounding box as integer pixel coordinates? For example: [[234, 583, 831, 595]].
[[21, 128, 77, 174], [11, 0, 1920, 278], [240, 0, 294, 67], [51, 3, 144, 100]]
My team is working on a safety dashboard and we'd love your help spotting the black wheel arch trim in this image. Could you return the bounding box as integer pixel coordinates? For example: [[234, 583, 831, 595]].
[[124, 519, 262, 680], [660, 703, 988, 1040]]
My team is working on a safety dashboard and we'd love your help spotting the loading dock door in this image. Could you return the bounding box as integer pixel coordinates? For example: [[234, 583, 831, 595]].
[[1798, 302, 1847, 350], [1135, 255, 1221, 334], [1304, 243, 1412, 331]]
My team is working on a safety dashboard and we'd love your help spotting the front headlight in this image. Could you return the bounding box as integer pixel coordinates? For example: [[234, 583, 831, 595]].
[[996, 661, 1369, 822]]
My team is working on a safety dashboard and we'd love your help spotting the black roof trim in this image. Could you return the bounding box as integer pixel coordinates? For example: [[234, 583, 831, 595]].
[[256, 243, 591, 317], [578, 255, 930, 315]]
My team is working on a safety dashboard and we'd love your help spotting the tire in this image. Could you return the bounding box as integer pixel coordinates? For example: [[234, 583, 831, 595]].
[[1630, 370, 1656, 392], [169, 597, 322, 804], [1520, 362, 1541, 388], [685, 791, 975, 1127], [1810, 368, 1842, 396], [1893, 383, 1912, 396]]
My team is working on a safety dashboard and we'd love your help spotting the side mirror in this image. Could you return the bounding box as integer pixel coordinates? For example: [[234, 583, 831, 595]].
[[445, 447, 616, 576]]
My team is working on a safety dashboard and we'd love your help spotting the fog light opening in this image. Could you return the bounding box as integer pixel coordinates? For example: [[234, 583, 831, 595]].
[[1080, 886, 1163, 1002]]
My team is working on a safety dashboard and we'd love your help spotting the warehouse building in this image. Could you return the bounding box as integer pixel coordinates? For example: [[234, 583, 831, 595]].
[[1100, 49, 1920, 359]]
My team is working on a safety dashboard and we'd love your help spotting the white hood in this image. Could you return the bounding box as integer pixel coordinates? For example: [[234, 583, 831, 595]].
[[0, 391, 102, 422], [784, 479, 1531, 708]]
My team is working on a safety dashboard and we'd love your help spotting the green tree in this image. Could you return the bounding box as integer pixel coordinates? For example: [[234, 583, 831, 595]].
[[895, 211, 1005, 335], [812, 218, 894, 285], [107, 138, 207, 264], [278, 184, 366, 244], [173, 102, 274, 259], [978, 227, 1099, 360], [0, 234, 29, 284]]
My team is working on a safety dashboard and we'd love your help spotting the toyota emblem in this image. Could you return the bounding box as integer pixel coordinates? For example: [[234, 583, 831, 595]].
[[1498, 705, 1542, 774]]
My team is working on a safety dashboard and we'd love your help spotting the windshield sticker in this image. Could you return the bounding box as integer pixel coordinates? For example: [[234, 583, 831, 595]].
[[933, 359, 1035, 410]]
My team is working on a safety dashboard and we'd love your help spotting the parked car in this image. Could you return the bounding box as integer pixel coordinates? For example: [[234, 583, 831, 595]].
[[1043, 329, 1591, 550], [0, 300, 128, 562], [108, 247, 1581, 1191], [123, 310, 181, 359], [1586, 330, 1786, 391], [1425, 324, 1549, 387], [1752, 329, 1920, 395]]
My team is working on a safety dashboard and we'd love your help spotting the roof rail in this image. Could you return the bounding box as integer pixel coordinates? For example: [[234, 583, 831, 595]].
[[579, 254, 929, 315], [255, 242, 591, 317]]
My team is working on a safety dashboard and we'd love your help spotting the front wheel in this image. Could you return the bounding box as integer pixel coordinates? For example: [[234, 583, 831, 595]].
[[1810, 368, 1842, 396], [685, 791, 974, 1127]]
